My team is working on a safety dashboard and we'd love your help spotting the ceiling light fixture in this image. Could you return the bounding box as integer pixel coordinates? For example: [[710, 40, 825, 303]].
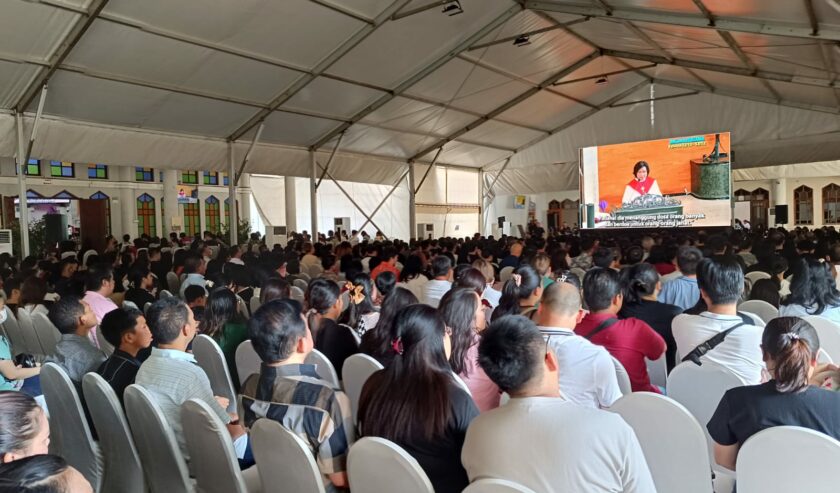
[[442, 1, 463, 16], [513, 34, 531, 47]]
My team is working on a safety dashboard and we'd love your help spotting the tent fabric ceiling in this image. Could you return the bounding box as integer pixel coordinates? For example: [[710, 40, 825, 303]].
[[0, 0, 839, 187]]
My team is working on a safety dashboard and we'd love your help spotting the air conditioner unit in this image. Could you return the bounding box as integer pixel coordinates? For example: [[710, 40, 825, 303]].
[[0, 230, 12, 255], [417, 223, 435, 240], [265, 226, 288, 249], [333, 217, 351, 237]]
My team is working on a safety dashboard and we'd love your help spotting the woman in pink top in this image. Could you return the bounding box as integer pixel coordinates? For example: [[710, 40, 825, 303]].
[[439, 287, 499, 412]]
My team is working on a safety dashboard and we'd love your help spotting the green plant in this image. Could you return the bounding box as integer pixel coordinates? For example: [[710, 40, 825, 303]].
[[220, 218, 252, 245], [10, 218, 47, 259]]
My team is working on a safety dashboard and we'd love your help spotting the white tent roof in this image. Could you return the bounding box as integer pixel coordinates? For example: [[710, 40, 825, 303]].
[[1, 0, 839, 190]]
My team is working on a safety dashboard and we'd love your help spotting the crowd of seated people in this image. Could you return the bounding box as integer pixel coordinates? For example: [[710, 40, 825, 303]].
[[2, 223, 840, 491]]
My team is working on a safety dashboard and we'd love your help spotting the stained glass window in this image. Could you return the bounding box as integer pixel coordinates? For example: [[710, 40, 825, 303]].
[[50, 161, 74, 178], [137, 194, 156, 236], [87, 164, 108, 179]]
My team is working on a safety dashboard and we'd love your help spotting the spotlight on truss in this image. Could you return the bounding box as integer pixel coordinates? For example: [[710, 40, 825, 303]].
[[513, 34, 531, 47], [442, 1, 463, 16]]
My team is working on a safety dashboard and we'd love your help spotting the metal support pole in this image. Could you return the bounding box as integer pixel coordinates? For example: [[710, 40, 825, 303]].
[[316, 131, 345, 189], [228, 142, 238, 245], [310, 151, 318, 238], [23, 85, 48, 167], [234, 123, 264, 186], [315, 160, 388, 237], [15, 113, 30, 256], [359, 168, 410, 233], [483, 157, 512, 200], [478, 169, 485, 236], [414, 147, 443, 194], [408, 162, 417, 241]]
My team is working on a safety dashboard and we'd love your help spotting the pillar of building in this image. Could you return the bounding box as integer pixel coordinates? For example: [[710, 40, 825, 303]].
[[285, 176, 297, 233], [237, 172, 252, 229], [162, 169, 179, 237]]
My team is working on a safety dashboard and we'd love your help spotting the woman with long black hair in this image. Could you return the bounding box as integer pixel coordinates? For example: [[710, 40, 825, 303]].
[[619, 263, 682, 371], [359, 287, 418, 366], [708, 317, 840, 471], [201, 286, 248, 384], [780, 258, 840, 323], [492, 264, 543, 321], [439, 287, 498, 412], [337, 273, 379, 337], [307, 278, 357, 380], [358, 304, 478, 493], [124, 266, 157, 310]]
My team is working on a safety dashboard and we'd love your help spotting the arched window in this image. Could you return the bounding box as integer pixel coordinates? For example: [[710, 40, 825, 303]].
[[794, 186, 813, 225], [824, 184, 840, 224], [183, 203, 200, 237], [205, 196, 220, 234], [137, 194, 156, 237], [90, 191, 111, 235]]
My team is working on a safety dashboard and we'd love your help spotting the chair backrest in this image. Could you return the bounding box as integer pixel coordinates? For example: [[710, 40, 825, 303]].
[[236, 296, 250, 319], [499, 266, 515, 283], [251, 418, 326, 493], [666, 362, 745, 465], [804, 315, 840, 363], [96, 323, 116, 356], [609, 392, 713, 493], [611, 356, 632, 395], [290, 286, 305, 302], [181, 399, 249, 493], [82, 373, 145, 493], [15, 308, 44, 356], [143, 301, 152, 314], [737, 426, 840, 493], [192, 334, 236, 412], [297, 272, 311, 282], [123, 300, 140, 311], [40, 363, 102, 491], [308, 263, 324, 278], [738, 310, 766, 328], [294, 278, 308, 292], [569, 267, 587, 283], [1, 306, 27, 356], [167, 271, 181, 294], [160, 289, 174, 299], [744, 271, 771, 285], [348, 437, 434, 493], [235, 340, 261, 386], [32, 313, 61, 356], [249, 296, 261, 315], [342, 354, 384, 424], [738, 300, 779, 324], [124, 385, 194, 493], [645, 354, 667, 390], [304, 348, 340, 389], [463, 478, 537, 493]]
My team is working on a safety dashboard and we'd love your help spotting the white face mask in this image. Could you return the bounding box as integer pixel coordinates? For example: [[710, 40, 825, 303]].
[[0, 308, 7, 325]]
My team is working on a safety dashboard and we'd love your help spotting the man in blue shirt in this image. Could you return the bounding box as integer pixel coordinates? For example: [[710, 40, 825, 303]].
[[658, 246, 703, 311]]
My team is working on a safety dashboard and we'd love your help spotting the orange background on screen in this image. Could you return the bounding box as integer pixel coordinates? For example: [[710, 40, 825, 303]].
[[595, 132, 730, 210]]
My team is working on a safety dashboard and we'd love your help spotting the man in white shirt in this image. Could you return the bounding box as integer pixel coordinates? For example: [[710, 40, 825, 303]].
[[421, 255, 453, 308], [463, 316, 656, 493], [672, 257, 764, 384], [536, 282, 622, 409]]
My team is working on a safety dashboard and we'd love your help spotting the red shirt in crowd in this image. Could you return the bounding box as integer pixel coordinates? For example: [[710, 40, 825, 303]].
[[370, 261, 400, 281], [574, 312, 666, 393]]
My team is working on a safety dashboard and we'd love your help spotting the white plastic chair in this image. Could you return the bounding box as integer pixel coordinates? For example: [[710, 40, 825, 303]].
[[666, 362, 745, 467], [499, 266, 515, 283], [237, 296, 250, 319], [82, 373, 145, 493], [159, 289, 174, 299], [611, 356, 632, 395], [293, 278, 308, 292], [804, 315, 840, 363], [235, 340, 261, 386], [463, 478, 537, 493], [41, 363, 102, 491], [609, 392, 713, 493], [308, 264, 324, 278], [744, 271, 771, 285], [342, 354, 384, 424], [645, 354, 667, 390], [181, 399, 259, 493], [123, 300, 140, 311], [348, 437, 433, 493], [143, 301, 152, 314], [16, 308, 45, 356], [124, 385, 194, 493], [297, 272, 311, 282], [737, 426, 840, 493], [1, 307, 26, 355], [249, 296, 261, 315], [32, 313, 60, 356], [96, 324, 116, 356], [738, 300, 779, 324], [290, 286, 305, 303], [251, 419, 326, 493], [167, 271, 181, 295], [304, 348, 340, 389], [192, 334, 237, 412]]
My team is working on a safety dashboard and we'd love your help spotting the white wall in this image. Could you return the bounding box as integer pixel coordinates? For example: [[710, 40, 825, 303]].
[[734, 176, 840, 229], [486, 190, 580, 235]]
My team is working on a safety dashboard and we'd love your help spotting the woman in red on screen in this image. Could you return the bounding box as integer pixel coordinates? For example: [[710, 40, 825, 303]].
[[621, 160, 662, 204]]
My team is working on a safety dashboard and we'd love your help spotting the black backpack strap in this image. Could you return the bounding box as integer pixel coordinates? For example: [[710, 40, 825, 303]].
[[583, 317, 619, 341], [682, 322, 746, 366]]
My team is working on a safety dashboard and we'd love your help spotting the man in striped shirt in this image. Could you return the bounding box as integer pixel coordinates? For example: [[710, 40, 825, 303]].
[[241, 299, 353, 491]]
